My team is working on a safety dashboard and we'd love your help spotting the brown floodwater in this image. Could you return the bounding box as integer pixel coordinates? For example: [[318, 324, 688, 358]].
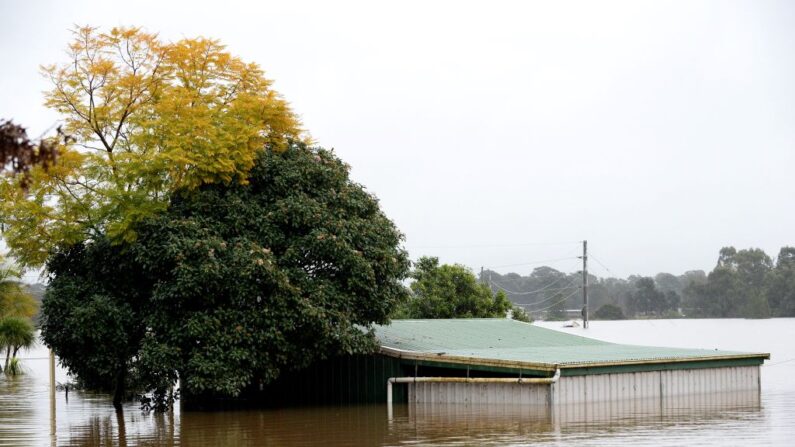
[[1, 318, 794, 446]]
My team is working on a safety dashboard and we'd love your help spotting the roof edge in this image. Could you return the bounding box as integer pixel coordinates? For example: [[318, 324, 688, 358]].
[[379, 345, 769, 373], [558, 352, 770, 369], [379, 346, 559, 372]]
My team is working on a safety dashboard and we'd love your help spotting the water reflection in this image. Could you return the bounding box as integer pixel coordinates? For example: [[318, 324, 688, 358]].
[[0, 375, 38, 446], [51, 392, 764, 446], [1, 319, 794, 446]]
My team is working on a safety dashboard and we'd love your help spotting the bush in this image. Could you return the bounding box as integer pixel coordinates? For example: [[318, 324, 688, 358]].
[[593, 304, 626, 320]]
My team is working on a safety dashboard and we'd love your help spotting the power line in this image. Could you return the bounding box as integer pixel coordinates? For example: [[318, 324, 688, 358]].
[[406, 241, 582, 250], [487, 256, 580, 270], [520, 287, 582, 313], [765, 357, 795, 367], [489, 277, 577, 296], [589, 252, 614, 276], [511, 283, 582, 307], [489, 274, 569, 295]]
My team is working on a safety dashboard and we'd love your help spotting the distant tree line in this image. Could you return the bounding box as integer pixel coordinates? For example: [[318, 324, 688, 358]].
[[482, 246, 795, 320]]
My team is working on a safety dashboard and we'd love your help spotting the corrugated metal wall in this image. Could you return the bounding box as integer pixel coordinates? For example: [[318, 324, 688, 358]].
[[399, 366, 760, 407], [553, 365, 760, 405], [259, 354, 409, 405], [553, 387, 761, 425], [409, 382, 551, 406], [251, 358, 759, 408]]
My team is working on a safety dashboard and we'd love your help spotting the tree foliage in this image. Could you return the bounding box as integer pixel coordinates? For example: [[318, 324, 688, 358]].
[[0, 316, 36, 373], [41, 145, 410, 405], [396, 257, 512, 319], [765, 247, 795, 317], [626, 277, 667, 316], [593, 304, 625, 320], [544, 294, 568, 321], [0, 120, 61, 186], [0, 263, 39, 320], [510, 306, 532, 323], [1, 26, 303, 267], [477, 246, 793, 320], [41, 239, 150, 401], [0, 259, 38, 375], [686, 247, 775, 318]]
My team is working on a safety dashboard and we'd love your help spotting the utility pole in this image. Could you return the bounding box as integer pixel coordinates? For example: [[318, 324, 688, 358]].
[[582, 240, 589, 329]]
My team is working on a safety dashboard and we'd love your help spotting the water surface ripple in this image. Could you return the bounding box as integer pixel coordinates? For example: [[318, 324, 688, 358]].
[[1, 318, 793, 446]]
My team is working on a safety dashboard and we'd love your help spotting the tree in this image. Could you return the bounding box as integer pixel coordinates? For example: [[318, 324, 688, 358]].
[[397, 257, 512, 319], [544, 294, 567, 321], [0, 120, 60, 186], [654, 273, 682, 296], [717, 246, 738, 268], [765, 247, 795, 317], [687, 247, 773, 318], [627, 277, 666, 316], [0, 259, 38, 375], [510, 306, 532, 323], [0, 316, 36, 373], [41, 239, 151, 404], [1, 26, 303, 267], [0, 263, 39, 320], [42, 144, 410, 406], [593, 304, 625, 320]]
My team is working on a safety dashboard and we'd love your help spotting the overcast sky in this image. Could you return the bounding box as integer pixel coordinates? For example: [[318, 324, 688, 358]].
[[2, 0, 794, 279]]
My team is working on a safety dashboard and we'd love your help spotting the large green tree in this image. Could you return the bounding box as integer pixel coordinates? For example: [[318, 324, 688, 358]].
[[41, 144, 410, 407], [42, 238, 150, 402], [396, 257, 512, 319]]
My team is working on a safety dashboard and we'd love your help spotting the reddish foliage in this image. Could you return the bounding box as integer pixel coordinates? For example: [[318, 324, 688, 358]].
[[0, 119, 61, 187]]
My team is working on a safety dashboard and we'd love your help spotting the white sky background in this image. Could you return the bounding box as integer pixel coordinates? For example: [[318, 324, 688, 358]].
[[1, 0, 793, 279]]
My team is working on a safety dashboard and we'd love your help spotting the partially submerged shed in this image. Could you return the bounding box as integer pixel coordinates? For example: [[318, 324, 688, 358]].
[[376, 319, 768, 406], [261, 319, 768, 407]]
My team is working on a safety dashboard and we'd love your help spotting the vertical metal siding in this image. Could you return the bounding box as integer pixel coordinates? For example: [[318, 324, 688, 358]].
[[555, 365, 760, 405], [408, 382, 551, 406]]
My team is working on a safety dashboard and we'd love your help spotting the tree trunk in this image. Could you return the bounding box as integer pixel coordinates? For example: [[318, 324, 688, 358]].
[[3, 346, 10, 371], [112, 367, 126, 410], [115, 407, 128, 447]]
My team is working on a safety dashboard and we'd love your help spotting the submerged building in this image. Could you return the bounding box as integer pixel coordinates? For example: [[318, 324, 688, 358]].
[[263, 319, 768, 407]]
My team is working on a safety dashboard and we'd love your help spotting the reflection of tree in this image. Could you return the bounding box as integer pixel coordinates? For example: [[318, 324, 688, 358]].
[[0, 376, 37, 442], [67, 411, 177, 447], [59, 388, 762, 446], [400, 391, 760, 444]]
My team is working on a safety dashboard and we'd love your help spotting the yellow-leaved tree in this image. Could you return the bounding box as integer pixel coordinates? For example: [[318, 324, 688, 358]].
[[0, 26, 303, 267]]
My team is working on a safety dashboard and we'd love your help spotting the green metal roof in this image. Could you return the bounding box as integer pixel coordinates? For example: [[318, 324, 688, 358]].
[[374, 319, 769, 372]]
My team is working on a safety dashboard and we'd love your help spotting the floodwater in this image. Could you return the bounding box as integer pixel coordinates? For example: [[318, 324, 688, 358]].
[[1, 318, 793, 446]]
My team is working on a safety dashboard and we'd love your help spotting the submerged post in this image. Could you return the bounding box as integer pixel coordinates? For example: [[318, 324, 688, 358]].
[[582, 240, 589, 329], [49, 348, 56, 444]]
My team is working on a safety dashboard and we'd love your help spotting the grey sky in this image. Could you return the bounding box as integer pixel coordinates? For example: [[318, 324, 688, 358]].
[[1, 0, 793, 278]]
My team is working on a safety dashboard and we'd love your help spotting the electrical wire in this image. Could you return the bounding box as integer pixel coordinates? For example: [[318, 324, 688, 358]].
[[589, 253, 614, 276], [490, 280, 578, 297], [519, 287, 582, 312], [764, 357, 795, 367], [511, 284, 582, 308], [487, 256, 580, 270], [406, 241, 582, 249]]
